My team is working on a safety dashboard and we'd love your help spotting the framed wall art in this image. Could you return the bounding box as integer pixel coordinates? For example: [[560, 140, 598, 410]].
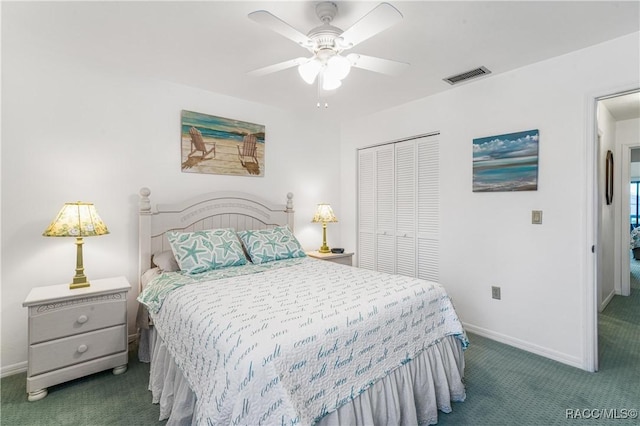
[[605, 150, 613, 205], [472, 129, 539, 192], [180, 110, 265, 177]]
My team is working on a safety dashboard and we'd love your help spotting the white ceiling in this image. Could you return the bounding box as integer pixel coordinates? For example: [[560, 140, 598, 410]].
[[601, 91, 640, 121], [4, 1, 640, 121]]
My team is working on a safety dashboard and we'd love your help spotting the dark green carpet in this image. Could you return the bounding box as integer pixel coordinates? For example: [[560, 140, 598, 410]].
[[2, 273, 638, 425], [437, 263, 640, 426], [1, 348, 164, 425]]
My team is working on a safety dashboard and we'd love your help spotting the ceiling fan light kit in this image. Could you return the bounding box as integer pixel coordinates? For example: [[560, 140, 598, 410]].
[[298, 58, 323, 84], [248, 1, 409, 102]]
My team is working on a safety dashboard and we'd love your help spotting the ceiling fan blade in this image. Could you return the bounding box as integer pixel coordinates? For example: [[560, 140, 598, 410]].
[[347, 54, 409, 75], [248, 10, 312, 47], [247, 57, 307, 77], [339, 3, 403, 49]]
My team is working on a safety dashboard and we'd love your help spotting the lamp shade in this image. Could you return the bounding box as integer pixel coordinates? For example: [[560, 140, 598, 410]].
[[43, 202, 109, 237], [311, 204, 338, 223]]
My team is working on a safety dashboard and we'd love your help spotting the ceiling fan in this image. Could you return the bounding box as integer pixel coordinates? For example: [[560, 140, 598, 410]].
[[247, 2, 409, 92]]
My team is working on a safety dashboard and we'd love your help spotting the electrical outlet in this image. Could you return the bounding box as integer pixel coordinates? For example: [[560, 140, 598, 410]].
[[491, 286, 501, 300]]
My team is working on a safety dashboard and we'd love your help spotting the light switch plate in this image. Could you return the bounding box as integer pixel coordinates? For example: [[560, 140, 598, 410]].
[[532, 210, 543, 224]]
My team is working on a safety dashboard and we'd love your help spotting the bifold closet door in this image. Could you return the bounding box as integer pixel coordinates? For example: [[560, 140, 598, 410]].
[[357, 134, 439, 280], [416, 137, 439, 282], [375, 145, 395, 274], [358, 149, 375, 270], [395, 140, 416, 277], [357, 145, 395, 273]]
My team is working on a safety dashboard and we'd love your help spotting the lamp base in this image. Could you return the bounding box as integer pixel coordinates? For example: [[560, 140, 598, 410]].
[[318, 222, 331, 253], [70, 237, 90, 289], [70, 277, 90, 290]]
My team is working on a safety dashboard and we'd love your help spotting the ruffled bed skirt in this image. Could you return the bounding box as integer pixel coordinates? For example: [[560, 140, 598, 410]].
[[142, 327, 465, 426]]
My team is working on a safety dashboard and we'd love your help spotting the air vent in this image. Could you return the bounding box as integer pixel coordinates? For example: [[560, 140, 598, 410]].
[[443, 66, 491, 85]]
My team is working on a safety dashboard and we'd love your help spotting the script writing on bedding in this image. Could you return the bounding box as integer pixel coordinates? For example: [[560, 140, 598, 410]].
[[139, 257, 468, 425]]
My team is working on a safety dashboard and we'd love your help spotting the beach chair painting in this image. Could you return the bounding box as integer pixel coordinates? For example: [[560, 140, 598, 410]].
[[237, 134, 260, 175], [181, 110, 265, 176], [188, 127, 216, 159]]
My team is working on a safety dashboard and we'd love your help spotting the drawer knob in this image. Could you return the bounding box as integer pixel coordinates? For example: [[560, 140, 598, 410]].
[[77, 315, 88, 324], [77, 344, 88, 354]]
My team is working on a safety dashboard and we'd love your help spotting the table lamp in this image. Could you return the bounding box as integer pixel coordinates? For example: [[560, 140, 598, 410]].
[[311, 203, 338, 253], [43, 202, 109, 289]]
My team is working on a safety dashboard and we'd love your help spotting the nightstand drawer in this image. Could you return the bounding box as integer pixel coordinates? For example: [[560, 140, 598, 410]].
[[29, 298, 126, 344], [29, 325, 126, 376]]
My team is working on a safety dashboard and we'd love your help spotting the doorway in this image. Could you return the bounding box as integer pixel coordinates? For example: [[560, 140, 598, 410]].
[[593, 89, 640, 371], [620, 147, 640, 296]]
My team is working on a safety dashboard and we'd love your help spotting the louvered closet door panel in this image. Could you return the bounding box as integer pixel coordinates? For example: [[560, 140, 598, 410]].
[[417, 137, 440, 281], [395, 141, 416, 277], [396, 236, 415, 277], [358, 232, 375, 270], [358, 150, 375, 270], [418, 239, 439, 282], [376, 146, 394, 233], [395, 141, 415, 234], [376, 146, 395, 273], [376, 234, 395, 274]]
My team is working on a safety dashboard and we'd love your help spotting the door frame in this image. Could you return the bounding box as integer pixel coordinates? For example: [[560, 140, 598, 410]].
[[619, 143, 639, 297], [586, 85, 639, 372]]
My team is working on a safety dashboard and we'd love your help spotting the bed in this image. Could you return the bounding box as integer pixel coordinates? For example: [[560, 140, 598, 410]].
[[136, 187, 468, 425]]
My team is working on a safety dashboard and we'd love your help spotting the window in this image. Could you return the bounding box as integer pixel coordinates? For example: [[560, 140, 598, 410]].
[[630, 181, 640, 228]]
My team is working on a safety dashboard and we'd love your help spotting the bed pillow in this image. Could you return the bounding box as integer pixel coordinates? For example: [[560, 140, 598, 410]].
[[237, 226, 306, 264], [167, 228, 247, 274], [152, 250, 180, 272]]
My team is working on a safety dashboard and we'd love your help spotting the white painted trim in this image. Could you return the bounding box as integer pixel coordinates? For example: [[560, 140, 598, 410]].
[[584, 93, 599, 373], [620, 143, 639, 296], [585, 84, 640, 373], [1, 361, 27, 378], [463, 323, 583, 370], [600, 289, 616, 312]]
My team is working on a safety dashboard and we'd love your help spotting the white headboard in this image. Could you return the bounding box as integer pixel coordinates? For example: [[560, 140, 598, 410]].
[[138, 187, 295, 290]]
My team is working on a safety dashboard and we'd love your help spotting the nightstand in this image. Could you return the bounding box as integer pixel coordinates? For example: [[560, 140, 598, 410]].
[[306, 251, 354, 266], [22, 276, 130, 401]]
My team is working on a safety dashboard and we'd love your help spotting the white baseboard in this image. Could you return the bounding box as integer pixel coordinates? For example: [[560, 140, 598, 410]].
[[1, 361, 27, 378], [599, 290, 616, 312], [463, 322, 584, 370], [2, 334, 139, 378]]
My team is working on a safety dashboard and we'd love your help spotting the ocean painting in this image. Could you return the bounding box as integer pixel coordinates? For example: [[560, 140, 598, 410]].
[[181, 110, 265, 177], [472, 129, 539, 192]]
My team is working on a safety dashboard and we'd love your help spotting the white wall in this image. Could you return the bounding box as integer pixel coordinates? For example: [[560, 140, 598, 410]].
[[1, 24, 342, 373], [340, 33, 640, 369], [618, 119, 640, 152], [597, 104, 616, 310]]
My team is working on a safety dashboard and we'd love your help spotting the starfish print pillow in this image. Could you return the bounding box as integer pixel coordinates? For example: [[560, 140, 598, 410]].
[[167, 228, 247, 274], [237, 226, 306, 264]]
